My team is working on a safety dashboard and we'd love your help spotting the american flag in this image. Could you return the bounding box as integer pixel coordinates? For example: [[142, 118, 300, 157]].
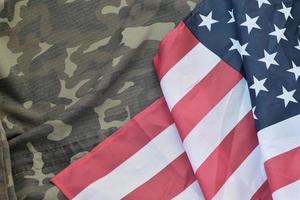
[[52, 0, 300, 199]]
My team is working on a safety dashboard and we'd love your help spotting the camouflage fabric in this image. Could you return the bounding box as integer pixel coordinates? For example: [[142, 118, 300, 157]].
[[0, 0, 199, 199]]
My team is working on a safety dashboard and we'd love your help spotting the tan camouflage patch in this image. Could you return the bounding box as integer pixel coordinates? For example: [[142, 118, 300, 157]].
[[70, 151, 88, 163], [0, 36, 22, 79], [187, 1, 197, 10], [23, 101, 33, 109], [17, 71, 24, 76], [32, 42, 53, 60], [43, 186, 60, 200], [0, 0, 28, 24], [24, 143, 54, 186], [95, 98, 130, 130], [50, 103, 56, 108], [3, 116, 15, 129], [65, 0, 76, 4], [101, 0, 128, 15], [121, 23, 175, 48], [117, 81, 134, 94], [64, 45, 80, 77], [58, 79, 90, 108], [112, 55, 123, 67], [46, 120, 72, 141], [83, 36, 111, 54], [7, 0, 28, 27], [6, 172, 14, 188]]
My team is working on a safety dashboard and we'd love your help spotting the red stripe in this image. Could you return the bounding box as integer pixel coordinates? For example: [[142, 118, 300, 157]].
[[123, 153, 195, 200], [251, 181, 272, 200], [171, 60, 242, 140], [265, 146, 300, 193], [51, 97, 173, 199], [153, 22, 199, 80], [196, 112, 258, 200]]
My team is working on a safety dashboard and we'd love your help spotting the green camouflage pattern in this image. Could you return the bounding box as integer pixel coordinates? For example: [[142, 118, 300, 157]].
[[0, 0, 199, 199]]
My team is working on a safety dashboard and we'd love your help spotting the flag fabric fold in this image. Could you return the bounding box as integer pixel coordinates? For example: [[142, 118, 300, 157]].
[[52, 0, 300, 199], [153, 10, 268, 200], [52, 98, 203, 199]]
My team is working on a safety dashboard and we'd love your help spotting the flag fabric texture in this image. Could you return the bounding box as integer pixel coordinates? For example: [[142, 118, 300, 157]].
[[52, 0, 300, 199]]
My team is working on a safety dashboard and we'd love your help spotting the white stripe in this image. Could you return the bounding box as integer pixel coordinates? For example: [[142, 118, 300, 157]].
[[258, 114, 300, 161], [183, 78, 252, 171], [213, 146, 267, 200], [160, 43, 220, 110], [74, 124, 184, 200], [272, 180, 300, 200], [173, 181, 205, 200]]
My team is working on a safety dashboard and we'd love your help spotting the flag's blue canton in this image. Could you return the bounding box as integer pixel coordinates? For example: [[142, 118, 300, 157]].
[[184, 0, 300, 131]]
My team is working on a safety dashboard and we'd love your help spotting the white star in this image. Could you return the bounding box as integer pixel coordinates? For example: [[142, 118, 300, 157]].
[[278, 2, 293, 20], [250, 76, 268, 96], [277, 86, 297, 107], [257, 0, 270, 8], [269, 25, 287, 43], [287, 62, 300, 80], [258, 50, 278, 69], [198, 11, 218, 31], [228, 10, 235, 23], [295, 39, 300, 51], [229, 38, 250, 57], [241, 14, 261, 34]]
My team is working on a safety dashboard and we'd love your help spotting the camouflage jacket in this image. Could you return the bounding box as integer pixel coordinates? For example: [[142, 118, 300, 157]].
[[0, 0, 199, 199]]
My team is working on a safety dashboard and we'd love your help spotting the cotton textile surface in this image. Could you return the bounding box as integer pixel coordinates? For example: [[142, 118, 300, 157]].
[[0, 0, 199, 199]]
